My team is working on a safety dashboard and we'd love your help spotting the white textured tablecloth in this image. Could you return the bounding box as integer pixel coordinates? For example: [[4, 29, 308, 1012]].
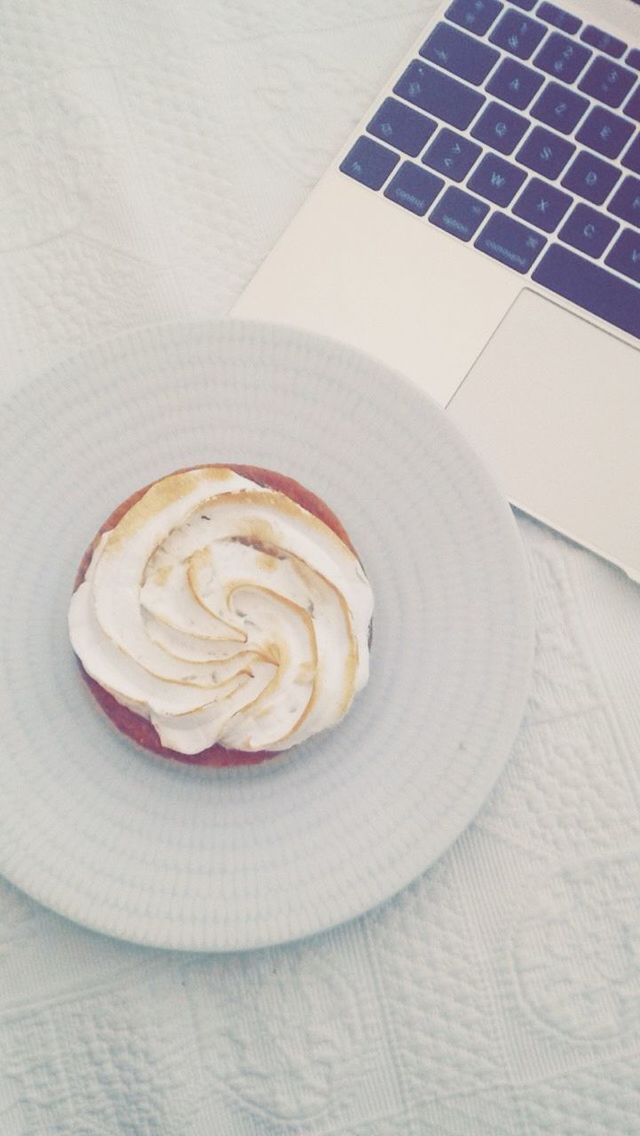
[[1, 2, 639, 1132]]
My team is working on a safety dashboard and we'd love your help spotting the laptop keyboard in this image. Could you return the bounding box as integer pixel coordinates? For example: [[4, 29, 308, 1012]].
[[339, 0, 640, 339]]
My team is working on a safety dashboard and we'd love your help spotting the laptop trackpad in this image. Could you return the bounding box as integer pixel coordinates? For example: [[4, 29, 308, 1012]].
[[448, 289, 640, 581]]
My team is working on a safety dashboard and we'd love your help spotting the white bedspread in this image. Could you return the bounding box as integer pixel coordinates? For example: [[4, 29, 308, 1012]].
[[1, 2, 639, 1132]]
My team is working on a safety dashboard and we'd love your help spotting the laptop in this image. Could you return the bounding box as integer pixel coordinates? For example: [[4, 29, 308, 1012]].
[[233, 0, 640, 582]]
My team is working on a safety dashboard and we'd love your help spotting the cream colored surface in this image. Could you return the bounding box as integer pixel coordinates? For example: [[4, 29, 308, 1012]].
[[234, 172, 521, 407], [448, 291, 640, 582]]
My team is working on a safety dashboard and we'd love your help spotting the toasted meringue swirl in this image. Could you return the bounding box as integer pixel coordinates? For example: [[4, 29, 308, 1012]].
[[69, 467, 373, 754]]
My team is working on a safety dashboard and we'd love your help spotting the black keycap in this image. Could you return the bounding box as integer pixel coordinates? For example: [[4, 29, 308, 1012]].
[[607, 175, 640, 228], [579, 56, 636, 108], [533, 244, 640, 337], [538, 3, 581, 35], [576, 106, 634, 159], [580, 26, 627, 60], [475, 211, 546, 271], [559, 202, 619, 256], [513, 177, 573, 230], [489, 9, 547, 60], [486, 57, 544, 108], [561, 151, 621, 204], [517, 125, 575, 178], [384, 161, 444, 214], [446, 0, 503, 37], [394, 60, 485, 130], [531, 82, 589, 133], [420, 22, 500, 85], [534, 32, 591, 83], [423, 128, 481, 181], [471, 100, 529, 152], [340, 137, 399, 189], [429, 186, 490, 240], [367, 98, 437, 156]]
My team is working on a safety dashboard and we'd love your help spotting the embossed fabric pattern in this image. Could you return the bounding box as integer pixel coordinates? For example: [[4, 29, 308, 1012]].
[[1, 2, 639, 1133]]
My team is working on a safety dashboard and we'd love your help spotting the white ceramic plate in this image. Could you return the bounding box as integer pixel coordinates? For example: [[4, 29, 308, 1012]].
[[0, 320, 532, 951]]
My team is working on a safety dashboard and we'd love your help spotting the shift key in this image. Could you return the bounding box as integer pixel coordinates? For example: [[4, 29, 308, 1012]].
[[394, 60, 485, 129]]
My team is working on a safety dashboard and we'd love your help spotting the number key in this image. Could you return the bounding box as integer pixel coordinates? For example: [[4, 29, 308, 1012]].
[[534, 32, 591, 83], [579, 56, 636, 108], [489, 9, 546, 60], [445, 0, 503, 37], [537, 3, 581, 35], [580, 26, 627, 60]]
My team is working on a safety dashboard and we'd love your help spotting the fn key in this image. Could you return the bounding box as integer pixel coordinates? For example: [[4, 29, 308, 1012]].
[[533, 244, 640, 338]]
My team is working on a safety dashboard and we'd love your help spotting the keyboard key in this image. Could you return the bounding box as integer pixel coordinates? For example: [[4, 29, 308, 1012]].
[[605, 228, 640, 283], [486, 57, 543, 108], [394, 60, 485, 130], [608, 175, 640, 228], [429, 186, 489, 240], [532, 244, 640, 337], [622, 136, 640, 174], [475, 211, 546, 271], [467, 153, 527, 205], [446, 0, 503, 37], [559, 202, 619, 256], [580, 26, 627, 60], [531, 82, 589, 133], [537, 4, 581, 35], [420, 23, 499, 85], [384, 161, 444, 214], [624, 87, 640, 121], [339, 136, 399, 189], [513, 177, 572, 230], [579, 56, 636, 107], [575, 106, 634, 158], [517, 126, 575, 178], [510, 0, 536, 8], [422, 128, 481, 180], [627, 49, 640, 70], [489, 10, 546, 60], [470, 100, 529, 153], [367, 98, 436, 157], [561, 151, 620, 204], [534, 32, 591, 83]]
